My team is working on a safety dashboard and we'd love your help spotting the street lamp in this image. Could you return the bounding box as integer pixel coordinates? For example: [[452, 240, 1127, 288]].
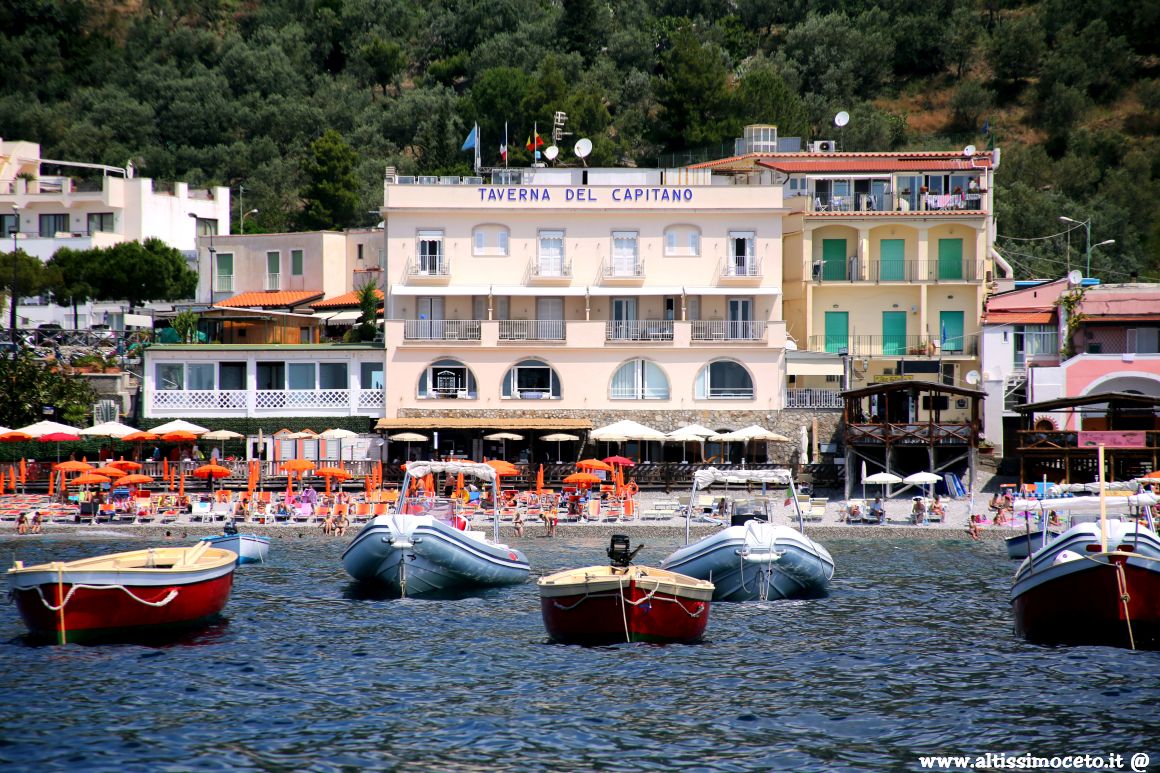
[[240, 207, 258, 232], [1059, 216, 1115, 277], [9, 205, 19, 346]]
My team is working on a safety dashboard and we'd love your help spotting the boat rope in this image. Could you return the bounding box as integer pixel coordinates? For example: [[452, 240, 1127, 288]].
[[1113, 561, 1136, 651], [617, 574, 631, 644], [34, 583, 179, 612]]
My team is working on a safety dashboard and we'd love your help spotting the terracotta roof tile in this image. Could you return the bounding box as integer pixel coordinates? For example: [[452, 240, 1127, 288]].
[[216, 290, 325, 308], [312, 289, 384, 309], [689, 151, 993, 171], [983, 312, 1056, 324]]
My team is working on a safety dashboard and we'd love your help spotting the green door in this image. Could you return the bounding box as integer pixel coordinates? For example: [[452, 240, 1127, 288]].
[[824, 311, 849, 353], [880, 239, 905, 281], [938, 238, 963, 280], [882, 311, 907, 355], [822, 239, 847, 281], [940, 310, 964, 353]]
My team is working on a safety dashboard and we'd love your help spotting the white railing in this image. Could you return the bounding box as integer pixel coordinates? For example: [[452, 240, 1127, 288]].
[[600, 258, 644, 278], [151, 390, 248, 410], [214, 275, 235, 293], [786, 388, 843, 409], [358, 389, 384, 409], [719, 256, 763, 278], [610, 386, 670, 400], [691, 320, 768, 341], [499, 320, 566, 341], [605, 320, 674, 341], [403, 320, 481, 340], [265, 274, 281, 291], [405, 256, 450, 277], [255, 389, 350, 410], [528, 259, 573, 279]]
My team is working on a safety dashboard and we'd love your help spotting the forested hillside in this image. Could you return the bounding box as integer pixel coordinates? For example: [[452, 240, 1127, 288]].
[[1, 0, 1157, 280]]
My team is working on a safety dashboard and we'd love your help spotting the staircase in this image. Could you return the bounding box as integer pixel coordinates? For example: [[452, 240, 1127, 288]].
[[1003, 368, 1027, 411]]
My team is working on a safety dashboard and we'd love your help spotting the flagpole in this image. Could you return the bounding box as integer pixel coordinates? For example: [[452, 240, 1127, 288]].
[[504, 122, 509, 169], [474, 122, 481, 172]]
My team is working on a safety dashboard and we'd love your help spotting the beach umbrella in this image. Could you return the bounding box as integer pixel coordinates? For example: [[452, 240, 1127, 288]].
[[114, 474, 153, 487], [536, 464, 544, 495], [863, 471, 903, 499], [148, 419, 209, 435], [389, 432, 427, 461], [120, 431, 159, 442], [483, 431, 522, 459], [19, 458, 26, 488], [667, 429, 707, 463], [670, 424, 715, 438], [485, 459, 519, 477], [282, 458, 315, 474], [564, 472, 601, 487], [193, 462, 231, 494], [577, 458, 614, 472], [904, 471, 943, 501], [179, 466, 185, 498], [162, 430, 198, 443], [603, 455, 635, 467], [320, 428, 359, 461], [1139, 470, 1160, 480], [315, 466, 352, 495], [0, 431, 33, 442], [69, 472, 110, 487], [591, 419, 665, 462], [201, 429, 243, 455], [42, 431, 82, 462], [109, 459, 142, 471], [16, 420, 82, 438], [80, 421, 140, 439], [54, 460, 93, 473], [91, 466, 128, 479], [541, 432, 579, 464], [800, 425, 810, 465]]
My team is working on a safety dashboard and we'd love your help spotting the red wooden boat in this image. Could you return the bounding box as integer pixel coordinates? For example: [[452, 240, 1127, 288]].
[[538, 535, 714, 645], [7, 541, 237, 644]]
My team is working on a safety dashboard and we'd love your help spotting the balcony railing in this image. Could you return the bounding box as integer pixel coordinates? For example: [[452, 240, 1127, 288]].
[[691, 320, 768, 341], [499, 320, 566, 341], [600, 258, 644, 279], [255, 389, 351, 410], [358, 389, 384, 409], [786, 388, 843, 409], [215, 275, 235, 293], [151, 390, 248, 410], [808, 335, 978, 357], [403, 320, 481, 340], [718, 256, 763, 279], [404, 256, 450, 278], [605, 320, 674, 342], [1071, 326, 1160, 357], [265, 273, 281, 291], [527, 259, 573, 280], [813, 259, 981, 282]]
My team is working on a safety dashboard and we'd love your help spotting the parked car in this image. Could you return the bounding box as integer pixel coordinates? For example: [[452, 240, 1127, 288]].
[[34, 323, 63, 344]]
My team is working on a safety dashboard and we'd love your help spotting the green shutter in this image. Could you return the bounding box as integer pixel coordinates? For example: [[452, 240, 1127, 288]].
[[822, 239, 847, 280], [940, 311, 965, 353], [882, 311, 907, 355], [938, 238, 963, 280], [291, 249, 304, 276], [880, 239, 905, 281], [824, 311, 849, 353], [216, 253, 232, 275]]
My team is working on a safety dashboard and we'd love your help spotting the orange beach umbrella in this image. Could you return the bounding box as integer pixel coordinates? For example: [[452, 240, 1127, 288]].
[[114, 474, 153, 487], [162, 431, 198, 443], [193, 463, 232, 479], [69, 473, 110, 487], [576, 459, 614, 472], [120, 431, 158, 442], [282, 459, 315, 474], [110, 459, 142, 471], [563, 472, 601, 486], [54, 461, 93, 473]]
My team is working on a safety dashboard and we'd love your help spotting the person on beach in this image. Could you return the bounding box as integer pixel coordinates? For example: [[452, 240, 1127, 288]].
[[544, 506, 558, 537], [930, 495, 945, 520], [513, 508, 524, 538], [1048, 510, 1062, 528], [911, 498, 927, 525], [335, 509, 348, 537], [29, 511, 42, 534], [968, 514, 981, 541], [869, 497, 885, 523], [16, 512, 27, 535], [322, 511, 335, 535]]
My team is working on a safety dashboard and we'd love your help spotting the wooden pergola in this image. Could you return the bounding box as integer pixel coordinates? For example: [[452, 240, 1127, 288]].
[[841, 380, 984, 499], [1014, 392, 1160, 483]]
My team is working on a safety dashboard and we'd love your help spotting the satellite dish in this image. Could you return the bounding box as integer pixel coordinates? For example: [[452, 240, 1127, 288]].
[[834, 111, 850, 127], [963, 144, 977, 156], [1068, 269, 1083, 286], [544, 145, 559, 161], [574, 138, 592, 159], [965, 370, 980, 385]]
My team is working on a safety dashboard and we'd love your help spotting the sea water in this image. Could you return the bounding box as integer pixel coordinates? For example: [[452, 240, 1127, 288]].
[[1, 534, 1156, 771]]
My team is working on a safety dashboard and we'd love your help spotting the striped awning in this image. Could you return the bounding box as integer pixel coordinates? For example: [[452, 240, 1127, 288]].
[[375, 417, 592, 431]]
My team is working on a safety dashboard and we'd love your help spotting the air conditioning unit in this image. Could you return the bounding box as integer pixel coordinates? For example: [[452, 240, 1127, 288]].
[[810, 140, 837, 153]]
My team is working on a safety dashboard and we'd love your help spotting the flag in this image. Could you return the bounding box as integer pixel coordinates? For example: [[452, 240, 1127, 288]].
[[940, 321, 947, 345], [525, 132, 543, 151], [461, 124, 478, 152], [499, 142, 507, 161], [981, 119, 990, 135]]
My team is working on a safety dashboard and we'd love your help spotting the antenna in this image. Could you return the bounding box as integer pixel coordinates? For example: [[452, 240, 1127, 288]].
[[544, 145, 559, 161], [965, 370, 980, 385], [963, 144, 977, 156], [1068, 269, 1083, 286], [834, 111, 850, 127], [574, 138, 592, 167]]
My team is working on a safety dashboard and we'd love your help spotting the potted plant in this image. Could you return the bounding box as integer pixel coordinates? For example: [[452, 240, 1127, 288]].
[[978, 440, 995, 455]]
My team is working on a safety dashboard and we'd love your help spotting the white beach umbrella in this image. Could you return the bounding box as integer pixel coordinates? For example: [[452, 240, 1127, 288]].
[[80, 421, 141, 438], [201, 429, 244, 441], [389, 432, 427, 460], [591, 420, 666, 441], [905, 471, 943, 501], [320, 428, 359, 462], [670, 424, 715, 438], [668, 429, 708, 463], [483, 432, 523, 458], [16, 420, 82, 438], [148, 419, 209, 435], [541, 432, 580, 463], [863, 471, 903, 498]]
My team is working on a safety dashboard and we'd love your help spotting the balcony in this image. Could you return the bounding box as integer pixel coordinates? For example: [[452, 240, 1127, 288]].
[[215, 275, 235, 293], [598, 258, 645, 284], [403, 256, 451, 284], [691, 320, 768, 342], [786, 388, 843, 409], [605, 320, 674, 342], [151, 390, 248, 411], [403, 319, 481, 341], [717, 256, 763, 285], [813, 258, 982, 283], [526, 259, 574, 285], [499, 320, 566, 342], [806, 191, 985, 213], [265, 274, 281, 291], [808, 334, 978, 357]]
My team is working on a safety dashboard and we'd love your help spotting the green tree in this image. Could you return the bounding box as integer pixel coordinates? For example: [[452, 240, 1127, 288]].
[[172, 309, 200, 344], [987, 13, 1045, 84], [731, 60, 810, 140], [46, 247, 98, 329], [0, 248, 59, 332], [298, 129, 362, 230], [87, 239, 198, 310], [949, 80, 994, 134], [654, 27, 732, 149], [559, 0, 610, 64], [0, 350, 96, 428]]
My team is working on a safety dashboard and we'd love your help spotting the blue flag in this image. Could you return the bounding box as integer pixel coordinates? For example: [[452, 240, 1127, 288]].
[[940, 321, 947, 345], [982, 119, 990, 135], [461, 124, 478, 152]]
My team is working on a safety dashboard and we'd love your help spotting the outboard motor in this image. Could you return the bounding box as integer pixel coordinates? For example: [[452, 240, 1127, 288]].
[[607, 534, 643, 568], [223, 519, 238, 536]]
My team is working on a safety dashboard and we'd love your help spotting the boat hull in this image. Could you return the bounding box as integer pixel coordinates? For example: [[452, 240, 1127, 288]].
[[200, 534, 270, 565], [661, 523, 834, 601], [1011, 521, 1160, 650], [539, 565, 713, 645], [7, 547, 236, 644], [1005, 530, 1061, 560], [342, 515, 529, 596]]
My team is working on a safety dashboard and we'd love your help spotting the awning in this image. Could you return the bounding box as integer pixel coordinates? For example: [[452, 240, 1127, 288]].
[[390, 285, 491, 296], [587, 286, 684, 296], [375, 417, 593, 431], [684, 286, 781, 296], [788, 361, 844, 376], [493, 285, 588, 297], [324, 310, 363, 325]]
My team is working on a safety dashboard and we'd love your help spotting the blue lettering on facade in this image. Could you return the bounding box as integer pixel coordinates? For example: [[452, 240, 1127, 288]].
[[476, 187, 689, 203]]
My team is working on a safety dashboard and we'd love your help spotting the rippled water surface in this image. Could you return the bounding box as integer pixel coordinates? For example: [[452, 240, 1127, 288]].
[[2, 533, 1157, 771]]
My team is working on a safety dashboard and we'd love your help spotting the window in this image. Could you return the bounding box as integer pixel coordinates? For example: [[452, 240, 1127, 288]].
[[216, 253, 234, 293], [319, 363, 348, 389], [502, 359, 560, 399], [87, 212, 114, 234], [266, 251, 281, 290], [219, 362, 246, 390], [417, 230, 444, 274], [156, 363, 184, 391], [611, 231, 639, 276], [610, 360, 670, 400], [0, 213, 16, 237], [288, 363, 315, 390], [356, 244, 364, 262], [418, 359, 476, 399], [538, 230, 564, 275], [473, 225, 510, 256], [291, 249, 304, 276], [39, 213, 68, 237], [695, 360, 754, 399], [360, 362, 384, 389], [727, 231, 756, 275], [664, 226, 701, 256], [256, 362, 285, 390], [187, 364, 215, 390]]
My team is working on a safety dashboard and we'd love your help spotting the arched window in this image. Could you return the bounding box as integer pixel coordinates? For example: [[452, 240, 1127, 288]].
[[610, 360, 669, 400], [418, 359, 477, 399], [502, 359, 561, 399], [695, 359, 754, 399]]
